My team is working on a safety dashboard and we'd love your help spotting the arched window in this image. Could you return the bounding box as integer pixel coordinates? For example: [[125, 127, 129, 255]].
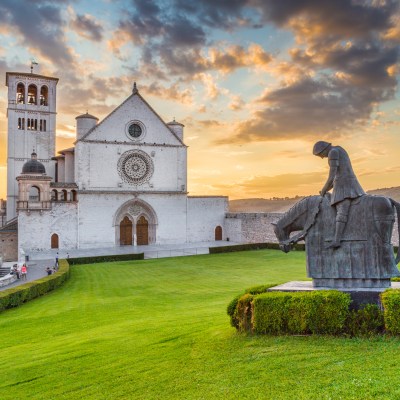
[[29, 186, 40, 202], [16, 83, 25, 104], [51, 233, 59, 249], [40, 86, 48, 106], [215, 226, 222, 241], [18, 118, 21, 129], [22, 118, 25, 130], [71, 190, 77, 201], [43, 120, 47, 131], [34, 119, 38, 130], [51, 190, 58, 201], [28, 84, 37, 105], [27, 119, 31, 130], [62, 189, 68, 201]]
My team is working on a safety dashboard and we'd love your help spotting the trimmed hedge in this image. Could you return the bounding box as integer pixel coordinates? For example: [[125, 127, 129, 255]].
[[345, 304, 384, 336], [253, 291, 350, 335], [0, 259, 70, 312], [67, 253, 144, 265], [210, 242, 305, 254], [228, 286, 400, 336], [381, 289, 400, 334], [227, 283, 281, 329]]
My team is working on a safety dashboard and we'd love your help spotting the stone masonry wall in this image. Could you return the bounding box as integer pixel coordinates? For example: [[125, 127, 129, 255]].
[[0, 230, 18, 261], [226, 212, 399, 246]]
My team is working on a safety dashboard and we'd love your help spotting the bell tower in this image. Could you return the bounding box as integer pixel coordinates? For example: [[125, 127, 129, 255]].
[[5, 71, 58, 221]]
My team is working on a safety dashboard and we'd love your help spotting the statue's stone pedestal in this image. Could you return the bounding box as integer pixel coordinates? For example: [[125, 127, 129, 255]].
[[268, 281, 400, 310]]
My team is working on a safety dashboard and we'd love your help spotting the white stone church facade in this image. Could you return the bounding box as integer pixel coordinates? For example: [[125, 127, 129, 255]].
[[1, 72, 228, 254]]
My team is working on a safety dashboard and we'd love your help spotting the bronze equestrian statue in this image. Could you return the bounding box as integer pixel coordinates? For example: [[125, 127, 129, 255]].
[[273, 142, 400, 289]]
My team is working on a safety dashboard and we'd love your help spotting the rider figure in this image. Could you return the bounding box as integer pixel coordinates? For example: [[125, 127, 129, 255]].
[[313, 141, 365, 249]]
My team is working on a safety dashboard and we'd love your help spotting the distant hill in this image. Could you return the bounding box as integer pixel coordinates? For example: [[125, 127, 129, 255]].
[[229, 187, 400, 213]]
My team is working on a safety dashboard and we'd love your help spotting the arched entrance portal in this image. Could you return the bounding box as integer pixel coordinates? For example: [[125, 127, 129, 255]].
[[136, 216, 149, 245], [215, 226, 222, 241], [51, 233, 59, 249], [120, 216, 133, 245], [114, 199, 158, 246]]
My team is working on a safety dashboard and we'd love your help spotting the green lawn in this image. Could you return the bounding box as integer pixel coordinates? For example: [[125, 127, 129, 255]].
[[0, 249, 399, 399]]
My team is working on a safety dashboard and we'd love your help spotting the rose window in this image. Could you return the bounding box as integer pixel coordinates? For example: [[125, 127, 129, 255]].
[[118, 150, 154, 185]]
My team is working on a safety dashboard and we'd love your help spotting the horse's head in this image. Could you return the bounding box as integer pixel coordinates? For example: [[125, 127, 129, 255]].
[[272, 222, 292, 253]]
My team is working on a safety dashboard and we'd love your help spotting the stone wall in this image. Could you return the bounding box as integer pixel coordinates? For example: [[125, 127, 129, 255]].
[[226, 211, 399, 246], [0, 230, 18, 261], [225, 213, 283, 244]]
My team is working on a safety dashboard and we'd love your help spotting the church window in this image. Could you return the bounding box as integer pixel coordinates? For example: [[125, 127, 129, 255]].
[[28, 84, 38, 105], [128, 123, 142, 138], [40, 86, 48, 106], [17, 83, 25, 104], [126, 121, 145, 141], [18, 118, 21, 129], [27, 119, 31, 130], [34, 119, 38, 130], [29, 186, 40, 202], [117, 150, 154, 186], [71, 190, 77, 201], [22, 118, 25, 130], [51, 190, 58, 201]]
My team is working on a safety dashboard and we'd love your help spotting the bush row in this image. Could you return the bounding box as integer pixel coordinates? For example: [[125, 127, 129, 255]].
[[210, 242, 305, 254], [0, 259, 70, 312], [67, 252, 144, 265], [227, 287, 400, 336]]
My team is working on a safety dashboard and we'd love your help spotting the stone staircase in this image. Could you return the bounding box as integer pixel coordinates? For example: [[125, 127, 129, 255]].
[[0, 266, 11, 278]]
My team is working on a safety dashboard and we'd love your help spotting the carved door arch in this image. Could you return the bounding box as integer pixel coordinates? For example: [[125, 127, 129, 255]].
[[136, 216, 149, 245], [120, 216, 133, 245]]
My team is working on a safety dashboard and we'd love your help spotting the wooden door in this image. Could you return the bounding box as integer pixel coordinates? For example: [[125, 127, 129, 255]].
[[51, 233, 59, 249], [136, 216, 149, 245], [120, 216, 133, 245], [215, 226, 222, 241]]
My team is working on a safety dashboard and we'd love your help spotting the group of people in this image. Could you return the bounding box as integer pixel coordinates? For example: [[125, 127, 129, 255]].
[[11, 263, 28, 280], [46, 266, 57, 275]]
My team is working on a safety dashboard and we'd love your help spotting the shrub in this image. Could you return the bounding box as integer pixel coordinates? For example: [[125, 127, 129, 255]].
[[245, 284, 281, 295], [227, 284, 280, 329], [0, 259, 70, 312], [67, 253, 144, 265], [345, 304, 384, 337], [252, 291, 350, 335], [381, 289, 400, 334], [210, 242, 305, 254], [227, 293, 242, 329], [236, 294, 254, 333]]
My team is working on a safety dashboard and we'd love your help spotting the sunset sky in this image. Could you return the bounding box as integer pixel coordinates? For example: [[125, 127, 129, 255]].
[[0, 0, 399, 200]]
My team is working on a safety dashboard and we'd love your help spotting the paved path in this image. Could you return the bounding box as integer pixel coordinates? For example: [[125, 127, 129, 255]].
[[0, 259, 53, 290], [1, 241, 236, 291]]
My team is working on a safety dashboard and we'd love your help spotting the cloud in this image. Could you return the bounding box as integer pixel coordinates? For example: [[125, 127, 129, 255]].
[[211, 171, 326, 196], [0, 1, 74, 68], [139, 82, 194, 105], [70, 13, 104, 42]]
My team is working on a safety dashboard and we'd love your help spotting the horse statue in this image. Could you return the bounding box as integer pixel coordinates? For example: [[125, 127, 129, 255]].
[[273, 193, 400, 288]]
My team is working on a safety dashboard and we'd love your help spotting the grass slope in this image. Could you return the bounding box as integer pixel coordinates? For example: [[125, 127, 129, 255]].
[[0, 250, 399, 399]]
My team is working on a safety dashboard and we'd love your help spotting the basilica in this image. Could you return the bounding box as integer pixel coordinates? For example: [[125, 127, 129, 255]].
[[0, 71, 228, 258]]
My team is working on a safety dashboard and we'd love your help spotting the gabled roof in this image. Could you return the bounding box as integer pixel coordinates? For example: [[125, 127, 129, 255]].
[[75, 88, 186, 147]]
